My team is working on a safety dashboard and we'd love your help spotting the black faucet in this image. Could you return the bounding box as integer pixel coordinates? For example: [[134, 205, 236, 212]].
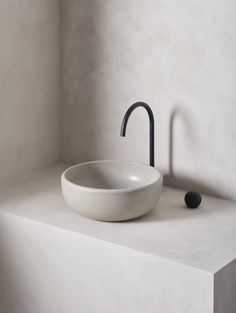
[[120, 102, 155, 167]]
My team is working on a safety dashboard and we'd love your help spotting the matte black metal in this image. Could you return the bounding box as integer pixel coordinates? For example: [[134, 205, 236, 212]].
[[120, 102, 155, 167], [184, 191, 202, 209]]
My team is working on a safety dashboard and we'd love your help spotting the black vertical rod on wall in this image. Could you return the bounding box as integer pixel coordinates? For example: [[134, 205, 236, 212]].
[[120, 102, 155, 167]]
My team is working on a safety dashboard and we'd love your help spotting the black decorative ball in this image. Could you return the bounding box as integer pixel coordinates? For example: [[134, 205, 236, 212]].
[[184, 191, 202, 209]]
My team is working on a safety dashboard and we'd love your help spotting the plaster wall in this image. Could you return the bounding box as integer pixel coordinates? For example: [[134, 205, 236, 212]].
[[0, 0, 61, 182], [61, 0, 236, 200]]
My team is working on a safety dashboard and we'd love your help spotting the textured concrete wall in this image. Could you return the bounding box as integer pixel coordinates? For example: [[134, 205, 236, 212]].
[[61, 0, 236, 200], [0, 0, 61, 182]]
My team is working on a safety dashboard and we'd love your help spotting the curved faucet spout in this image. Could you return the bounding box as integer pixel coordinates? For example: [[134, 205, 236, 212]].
[[120, 102, 155, 167]]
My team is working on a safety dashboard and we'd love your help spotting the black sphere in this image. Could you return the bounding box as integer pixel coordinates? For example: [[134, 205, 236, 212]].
[[184, 191, 202, 209]]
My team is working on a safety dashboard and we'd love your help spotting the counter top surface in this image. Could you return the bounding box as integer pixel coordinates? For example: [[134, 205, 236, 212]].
[[0, 163, 235, 273]]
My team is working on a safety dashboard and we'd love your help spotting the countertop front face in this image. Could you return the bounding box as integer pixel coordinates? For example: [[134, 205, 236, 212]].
[[0, 163, 235, 274]]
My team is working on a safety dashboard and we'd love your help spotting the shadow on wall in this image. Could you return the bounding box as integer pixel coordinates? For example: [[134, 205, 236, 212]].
[[164, 106, 223, 199]]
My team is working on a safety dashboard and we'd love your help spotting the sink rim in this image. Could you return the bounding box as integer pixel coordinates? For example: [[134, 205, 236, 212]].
[[61, 160, 162, 194]]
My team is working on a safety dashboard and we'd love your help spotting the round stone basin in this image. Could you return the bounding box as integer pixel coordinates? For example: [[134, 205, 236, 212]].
[[61, 160, 163, 221]]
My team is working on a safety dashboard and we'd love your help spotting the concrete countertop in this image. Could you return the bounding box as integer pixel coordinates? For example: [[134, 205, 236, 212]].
[[0, 162, 235, 274]]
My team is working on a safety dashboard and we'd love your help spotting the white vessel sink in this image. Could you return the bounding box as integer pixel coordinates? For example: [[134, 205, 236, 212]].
[[61, 160, 163, 221]]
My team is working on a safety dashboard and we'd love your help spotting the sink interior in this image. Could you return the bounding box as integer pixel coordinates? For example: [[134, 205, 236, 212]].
[[64, 160, 161, 190]]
